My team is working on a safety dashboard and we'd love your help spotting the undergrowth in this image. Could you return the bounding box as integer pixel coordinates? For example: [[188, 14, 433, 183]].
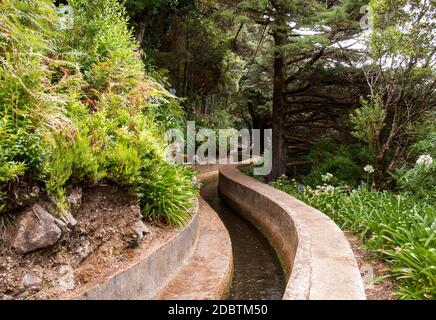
[[0, 0, 197, 226], [271, 175, 436, 300]]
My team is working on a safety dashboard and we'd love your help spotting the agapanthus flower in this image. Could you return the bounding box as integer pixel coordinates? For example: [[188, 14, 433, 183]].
[[416, 154, 433, 166], [364, 165, 374, 173], [321, 172, 333, 182]]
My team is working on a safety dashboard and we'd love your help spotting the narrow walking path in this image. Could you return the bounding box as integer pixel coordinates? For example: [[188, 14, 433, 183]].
[[154, 197, 232, 300]]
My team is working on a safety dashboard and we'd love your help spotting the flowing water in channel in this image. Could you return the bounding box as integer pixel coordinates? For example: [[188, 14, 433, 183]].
[[201, 174, 286, 300]]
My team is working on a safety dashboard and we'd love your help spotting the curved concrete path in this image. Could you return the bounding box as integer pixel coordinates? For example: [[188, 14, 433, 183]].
[[219, 166, 366, 300], [154, 197, 233, 299]]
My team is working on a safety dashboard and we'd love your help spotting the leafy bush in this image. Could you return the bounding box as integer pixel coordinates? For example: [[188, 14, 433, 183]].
[[67, 0, 141, 82], [393, 114, 436, 201], [0, 0, 197, 226], [299, 139, 374, 187], [0, 0, 63, 211], [394, 159, 436, 202], [409, 112, 436, 157], [106, 142, 142, 186], [271, 175, 436, 300], [350, 95, 385, 147], [138, 164, 197, 227], [240, 153, 270, 182]]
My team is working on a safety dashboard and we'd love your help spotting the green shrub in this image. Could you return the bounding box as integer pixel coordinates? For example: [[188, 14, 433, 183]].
[[0, 0, 61, 212], [240, 153, 269, 182], [67, 0, 141, 82], [300, 139, 373, 187], [42, 131, 101, 214], [106, 142, 142, 186], [138, 164, 198, 227], [393, 114, 436, 202], [394, 160, 436, 203], [350, 95, 385, 147], [409, 112, 436, 157], [43, 136, 74, 213]]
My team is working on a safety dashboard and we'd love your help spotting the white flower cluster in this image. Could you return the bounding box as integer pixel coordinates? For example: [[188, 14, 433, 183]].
[[314, 184, 335, 196], [364, 165, 374, 173], [416, 154, 433, 166], [321, 172, 333, 182], [325, 185, 335, 192]]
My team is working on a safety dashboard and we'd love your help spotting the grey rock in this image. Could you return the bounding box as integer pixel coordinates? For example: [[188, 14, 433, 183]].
[[127, 221, 150, 247], [61, 211, 78, 228], [134, 221, 150, 236], [67, 187, 82, 215], [22, 272, 42, 289], [11, 204, 62, 254], [53, 217, 67, 231]]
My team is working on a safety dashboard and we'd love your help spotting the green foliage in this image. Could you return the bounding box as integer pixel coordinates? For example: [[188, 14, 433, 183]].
[[350, 94, 385, 147], [106, 142, 142, 186], [403, 117, 436, 201], [0, 0, 196, 225], [124, 0, 198, 48], [370, 0, 435, 63], [191, 106, 235, 130], [138, 164, 198, 227], [271, 175, 436, 300], [43, 135, 75, 213], [355, 1, 436, 187], [239, 155, 268, 182], [0, 0, 64, 212], [299, 139, 374, 187], [67, 0, 141, 84], [409, 112, 436, 157], [394, 161, 436, 203]]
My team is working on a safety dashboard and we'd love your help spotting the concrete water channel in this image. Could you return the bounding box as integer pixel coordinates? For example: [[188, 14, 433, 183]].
[[64, 166, 365, 300], [201, 174, 286, 300]]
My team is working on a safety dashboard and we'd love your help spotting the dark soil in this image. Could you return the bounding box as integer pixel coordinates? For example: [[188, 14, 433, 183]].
[[345, 232, 396, 300]]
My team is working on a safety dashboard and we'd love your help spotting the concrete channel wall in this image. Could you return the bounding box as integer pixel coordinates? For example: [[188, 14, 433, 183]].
[[218, 166, 366, 300], [67, 203, 200, 300], [63, 164, 233, 300]]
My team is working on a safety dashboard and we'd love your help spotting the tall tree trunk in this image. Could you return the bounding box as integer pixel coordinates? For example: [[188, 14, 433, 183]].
[[372, 157, 384, 189], [268, 21, 287, 181], [182, 17, 190, 97]]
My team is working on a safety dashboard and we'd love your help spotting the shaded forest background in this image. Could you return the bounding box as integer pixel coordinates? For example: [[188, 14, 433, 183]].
[[117, 0, 435, 188]]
